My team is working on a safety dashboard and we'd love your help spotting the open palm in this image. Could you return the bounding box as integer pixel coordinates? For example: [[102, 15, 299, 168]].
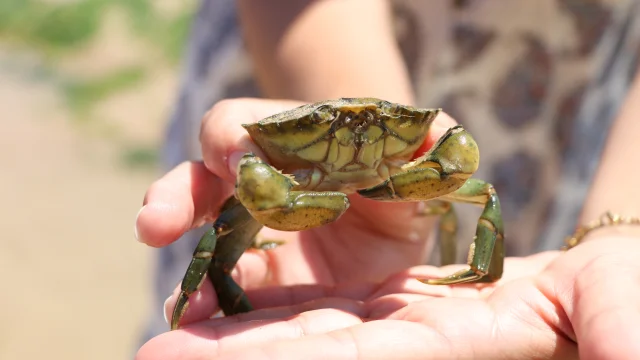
[[137, 237, 640, 359]]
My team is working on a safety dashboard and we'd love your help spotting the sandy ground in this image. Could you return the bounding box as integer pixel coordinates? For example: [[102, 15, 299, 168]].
[[0, 53, 172, 359]]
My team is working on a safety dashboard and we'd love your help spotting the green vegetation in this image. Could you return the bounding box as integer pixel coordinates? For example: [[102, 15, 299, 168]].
[[121, 145, 159, 170], [1, 0, 106, 53], [0, 0, 197, 169], [61, 66, 147, 116], [0, 0, 194, 60]]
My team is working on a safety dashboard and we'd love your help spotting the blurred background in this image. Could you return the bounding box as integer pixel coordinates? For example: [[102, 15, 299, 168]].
[[1, 1, 197, 359]]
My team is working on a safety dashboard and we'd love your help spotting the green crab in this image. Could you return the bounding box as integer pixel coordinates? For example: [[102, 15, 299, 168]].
[[170, 98, 504, 330]]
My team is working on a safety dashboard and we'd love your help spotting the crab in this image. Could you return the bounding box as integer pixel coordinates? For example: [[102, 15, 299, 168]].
[[170, 98, 504, 330]]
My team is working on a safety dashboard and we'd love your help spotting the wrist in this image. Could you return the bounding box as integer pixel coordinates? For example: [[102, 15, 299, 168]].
[[581, 226, 640, 243], [564, 211, 640, 250], [564, 211, 640, 249]]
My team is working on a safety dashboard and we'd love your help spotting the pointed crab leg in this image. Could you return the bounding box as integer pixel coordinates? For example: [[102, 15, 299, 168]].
[[424, 178, 504, 284], [419, 200, 458, 266], [171, 197, 263, 330]]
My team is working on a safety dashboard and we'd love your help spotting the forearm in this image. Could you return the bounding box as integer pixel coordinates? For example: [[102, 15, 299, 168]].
[[236, 0, 414, 104], [579, 68, 640, 237]]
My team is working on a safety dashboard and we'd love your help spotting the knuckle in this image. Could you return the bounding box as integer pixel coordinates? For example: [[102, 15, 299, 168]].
[[209, 99, 240, 121], [200, 99, 238, 139]]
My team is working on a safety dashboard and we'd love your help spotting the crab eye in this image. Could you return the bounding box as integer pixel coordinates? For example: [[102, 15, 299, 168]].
[[312, 105, 334, 123], [349, 115, 366, 129]]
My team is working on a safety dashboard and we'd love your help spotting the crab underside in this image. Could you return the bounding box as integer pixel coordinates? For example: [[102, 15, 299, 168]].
[[170, 98, 504, 330]]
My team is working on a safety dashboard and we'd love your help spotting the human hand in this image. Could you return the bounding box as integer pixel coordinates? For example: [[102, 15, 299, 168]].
[[136, 235, 640, 359]]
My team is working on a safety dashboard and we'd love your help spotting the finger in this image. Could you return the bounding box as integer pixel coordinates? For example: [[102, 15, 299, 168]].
[[200, 99, 459, 183], [199, 297, 366, 328], [164, 274, 379, 327], [212, 320, 438, 360], [137, 98, 304, 246], [136, 161, 233, 247], [212, 282, 576, 360], [413, 111, 459, 159], [137, 306, 364, 360], [163, 277, 217, 328], [154, 267, 577, 359], [369, 252, 559, 301], [212, 318, 572, 360], [162, 250, 273, 328], [386, 282, 577, 359], [246, 281, 378, 309], [200, 98, 306, 183], [364, 254, 559, 319], [166, 251, 561, 327]]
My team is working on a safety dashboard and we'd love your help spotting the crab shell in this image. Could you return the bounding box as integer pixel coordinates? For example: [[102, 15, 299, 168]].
[[242, 98, 440, 192]]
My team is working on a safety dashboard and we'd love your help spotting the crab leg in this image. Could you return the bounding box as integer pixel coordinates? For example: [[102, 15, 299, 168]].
[[170, 197, 263, 330], [235, 153, 350, 232], [207, 198, 264, 316], [419, 200, 458, 266], [358, 126, 504, 284], [426, 178, 504, 284]]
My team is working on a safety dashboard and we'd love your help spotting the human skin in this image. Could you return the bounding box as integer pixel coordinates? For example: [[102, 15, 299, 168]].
[[235, 0, 414, 104], [134, 98, 640, 360], [135, 0, 640, 358]]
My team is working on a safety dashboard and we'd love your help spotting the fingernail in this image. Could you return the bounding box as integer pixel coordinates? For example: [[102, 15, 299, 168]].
[[135, 202, 177, 244], [227, 151, 245, 176], [134, 205, 146, 243], [163, 295, 172, 324]]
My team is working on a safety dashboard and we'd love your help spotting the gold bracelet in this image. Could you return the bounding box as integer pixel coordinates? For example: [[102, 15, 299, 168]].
[[562, 211, 640, 251]]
